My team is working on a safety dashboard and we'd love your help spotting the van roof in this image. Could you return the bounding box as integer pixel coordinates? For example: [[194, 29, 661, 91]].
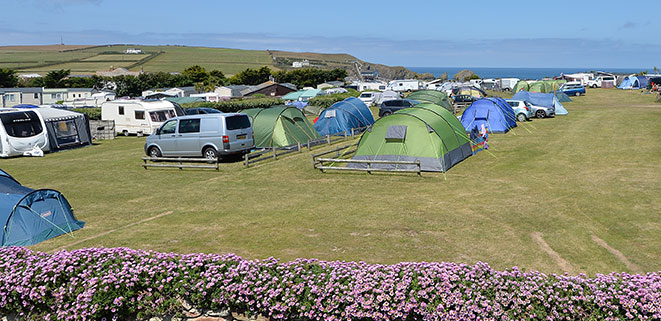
[[171, 113, 248, 120]]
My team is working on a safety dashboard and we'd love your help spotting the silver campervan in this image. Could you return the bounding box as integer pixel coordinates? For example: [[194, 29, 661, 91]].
[[144, 113, 253, 159]]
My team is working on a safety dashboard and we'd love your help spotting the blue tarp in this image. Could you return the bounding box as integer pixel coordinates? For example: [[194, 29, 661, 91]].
[[314, 97, 375, 136], [618, 76, 648, 89], [286, 101, 308, 109], [461, 98, 517, 134], [0, 170, 84, 246], [512, 91, 568, 116]]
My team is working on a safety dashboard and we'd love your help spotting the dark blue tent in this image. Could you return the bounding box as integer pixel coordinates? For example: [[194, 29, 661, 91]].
[[314, 97, 375, 136], [484, 97, 518, 126], [0, 169, 84, 246], [460, 98, 517, 134]]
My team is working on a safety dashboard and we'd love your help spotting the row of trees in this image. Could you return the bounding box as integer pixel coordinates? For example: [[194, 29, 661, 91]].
[[0, 66, 347, 97]]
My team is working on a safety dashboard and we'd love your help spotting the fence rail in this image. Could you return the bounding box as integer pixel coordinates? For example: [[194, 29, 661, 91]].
[[312, 146, 422, 176], [141, 157, 219, 170]]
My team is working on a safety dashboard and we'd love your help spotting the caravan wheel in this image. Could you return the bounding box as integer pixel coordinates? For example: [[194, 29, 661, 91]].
[[122, 130, 129, 136]]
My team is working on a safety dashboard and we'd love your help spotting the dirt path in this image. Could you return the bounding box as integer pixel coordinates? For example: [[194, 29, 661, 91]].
[[591, 235, 642, 273], [531, 232, 575, 274], [51, 211, 174, 252]]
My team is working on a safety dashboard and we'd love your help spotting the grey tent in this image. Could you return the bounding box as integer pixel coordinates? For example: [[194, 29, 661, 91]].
[[37, 107, 92, 152]]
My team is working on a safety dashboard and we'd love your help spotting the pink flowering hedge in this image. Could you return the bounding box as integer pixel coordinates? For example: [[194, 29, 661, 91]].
[[0, 247, 660, 320]]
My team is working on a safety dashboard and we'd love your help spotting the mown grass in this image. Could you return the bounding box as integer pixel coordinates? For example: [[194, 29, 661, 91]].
[[2, 88, 659, 276]]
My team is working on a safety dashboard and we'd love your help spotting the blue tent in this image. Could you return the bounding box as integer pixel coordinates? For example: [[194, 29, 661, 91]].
[[618, 76, 648, 89], [484, 97, 518, 125], [512, 91, 568, 116], [314, 97, 375, 136], [460, 98, 517, 134], [0, 169, 84, 246], [286, 101, 308, 109]]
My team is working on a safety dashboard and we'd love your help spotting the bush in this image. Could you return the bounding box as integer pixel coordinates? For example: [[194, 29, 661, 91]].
[[187, 97, 283, 112], [73, 107, 101, 120], [1, 247, 659, 321], [308, 90, 359, 109]]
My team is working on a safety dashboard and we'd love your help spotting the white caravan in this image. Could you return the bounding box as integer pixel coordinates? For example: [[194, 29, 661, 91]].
[[0, 108, 49, 157], [386, 79, 421, 92], [101, 100, 180, 136], [499, 78, 520, 91]]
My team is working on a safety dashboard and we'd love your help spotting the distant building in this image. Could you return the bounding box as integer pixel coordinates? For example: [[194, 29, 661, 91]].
[[0, 87, 42, 107], [215, 85, 253, 98], [317, 81, 344, 89], [361, 70, 379, 81], [142, 86, 196, 99], [240, 81, 296, 97], [18, 73, 42, 79], [124, 48, 142, 54], [292, 60, 310, 68]]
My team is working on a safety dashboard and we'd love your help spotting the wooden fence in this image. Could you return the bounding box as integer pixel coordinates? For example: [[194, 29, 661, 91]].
[[311, 142, 422, 176], [141, 157, 219, 170]]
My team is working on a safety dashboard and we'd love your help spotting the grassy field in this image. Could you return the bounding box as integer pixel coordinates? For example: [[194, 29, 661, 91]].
[[2, 89, 660, 276]]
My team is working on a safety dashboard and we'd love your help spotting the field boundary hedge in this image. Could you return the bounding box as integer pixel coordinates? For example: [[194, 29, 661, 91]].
[[0, 247, 658, 321]]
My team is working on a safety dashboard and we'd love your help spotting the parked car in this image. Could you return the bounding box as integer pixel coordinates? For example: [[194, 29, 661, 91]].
[[184, 107, 221, 115], [144, 113, 254, 159], [525, 102, 555, 118], [505, 99, 532, 122], [452, 94, 477, 104], [559, 82, 586, 96], [378, 99, 420, 117]]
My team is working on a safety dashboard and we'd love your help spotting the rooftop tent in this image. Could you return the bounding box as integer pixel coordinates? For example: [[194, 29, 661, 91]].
[[36, 107, 92, 152], [282, 90, 305, 101], [513, 80, 529, 92], [348, 105, 472, 172], [314, 97, 375, 136], [0, 169, 84, 246], [241, 105, 321, 148], [512, 91, 568, 116], [460, 99, 517, 134], [554, 91, 573, 103], [406, 90, 453, 112]]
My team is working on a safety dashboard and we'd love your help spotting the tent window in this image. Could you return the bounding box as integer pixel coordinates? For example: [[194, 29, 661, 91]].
[[53, 119, 80, 146], [385, 125, 407, 141], [325, 110, 336, 118]]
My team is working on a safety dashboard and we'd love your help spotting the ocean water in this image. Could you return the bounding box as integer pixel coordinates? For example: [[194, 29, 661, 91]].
[[407, 67, 653, 80]]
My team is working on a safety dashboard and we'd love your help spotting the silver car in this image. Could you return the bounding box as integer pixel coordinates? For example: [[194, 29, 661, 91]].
[[144, 113, 254, 159]]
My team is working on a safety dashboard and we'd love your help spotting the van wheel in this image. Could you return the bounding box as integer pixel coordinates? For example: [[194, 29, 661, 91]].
[[122, 130, 129, 136], [148, 147, 161, 158], [517, 113, 527, 122], [536, 110, 546, 118], [203, 147, 218, 160]]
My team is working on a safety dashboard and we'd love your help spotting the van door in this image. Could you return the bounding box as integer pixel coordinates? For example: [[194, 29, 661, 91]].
[[176, 118, 201, 156], [157, 119, 178, 156], [224, 115, 252, 152]]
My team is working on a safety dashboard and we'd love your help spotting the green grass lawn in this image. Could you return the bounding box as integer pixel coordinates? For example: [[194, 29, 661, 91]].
[[2, 88, 660, 276]]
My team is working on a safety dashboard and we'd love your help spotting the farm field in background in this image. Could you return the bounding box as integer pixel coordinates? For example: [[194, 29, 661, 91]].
[[2, 89, 660, 276]]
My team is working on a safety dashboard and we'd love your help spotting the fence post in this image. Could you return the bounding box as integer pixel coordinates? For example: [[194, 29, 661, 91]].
[[244, 153, 249, 167], [272, 148, 277, 160], [311, 153, 316, 168], [351, 128, 354, 137], [307, 140, 311, 151], [344, 131, 348, 140], [327, 135, 331, 145], [297, 142, 301, 152], [367, 160, 372, 175], [416, 160, 421, 177]]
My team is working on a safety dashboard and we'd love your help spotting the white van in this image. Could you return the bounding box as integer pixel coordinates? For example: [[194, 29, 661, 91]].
[[101, 100, 183, 136], [144, 113, 254, 159], [586, 75, 616, 88], [0, 108, 50, 157]]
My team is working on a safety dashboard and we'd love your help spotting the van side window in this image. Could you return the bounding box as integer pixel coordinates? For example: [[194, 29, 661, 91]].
[[118, 106, 124, 115], [135, 110, 145, 120], [179, 119, 200, 133], [160, 120, 177, 134]]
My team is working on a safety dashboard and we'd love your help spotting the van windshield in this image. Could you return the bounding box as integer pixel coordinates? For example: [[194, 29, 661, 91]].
[[225, 115, 251, 130], [0, 111, 43, 138], [150, 110, 176, 122]]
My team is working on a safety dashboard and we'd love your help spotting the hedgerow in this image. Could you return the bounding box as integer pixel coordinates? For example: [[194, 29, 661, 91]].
[[307, 90, 359, 109], [187, 97, 283, 113], [1, 247, 659, 320]]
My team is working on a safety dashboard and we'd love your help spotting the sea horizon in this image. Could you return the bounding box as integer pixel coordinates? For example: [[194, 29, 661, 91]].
[[406, 67, 654, 80]]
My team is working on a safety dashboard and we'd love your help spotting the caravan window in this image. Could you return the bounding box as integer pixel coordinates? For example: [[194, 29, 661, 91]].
[[0, 111, 43, 138], [135, 110, 145, 120], [53, 119, 80, 146], [149, 110, 174, 122], [118, 106, 125, 115]]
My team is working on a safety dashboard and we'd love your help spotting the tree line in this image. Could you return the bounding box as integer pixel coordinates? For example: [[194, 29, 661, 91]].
[[0, 66, 347, 97]]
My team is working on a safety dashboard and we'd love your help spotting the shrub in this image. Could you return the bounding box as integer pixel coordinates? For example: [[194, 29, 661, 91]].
[[0, 247, 659, 321], [186, 97, 283, 113], [308, 90, 359, 109], [73, 108, 101, 120]]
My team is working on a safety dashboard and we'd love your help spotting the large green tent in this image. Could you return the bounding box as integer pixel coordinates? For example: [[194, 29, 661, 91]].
[[348, 103, 472, 172], [528, 82, 546, 93], [513, 81, 529, 92], [241, 106, 321, 148], [406, 90, 453, 112]]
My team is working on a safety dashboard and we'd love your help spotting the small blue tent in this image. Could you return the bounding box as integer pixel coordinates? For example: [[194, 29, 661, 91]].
[[512, 91, 568, 116], [314, 97, 375, 136], [618, 76, 649, 89], [460, 99, 517, 134], [484, 97, 518, 125], [0, 169, 84, 246]]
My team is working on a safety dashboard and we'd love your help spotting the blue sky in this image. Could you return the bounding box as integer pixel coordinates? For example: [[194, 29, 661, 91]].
[[1, 0, 659, 68]]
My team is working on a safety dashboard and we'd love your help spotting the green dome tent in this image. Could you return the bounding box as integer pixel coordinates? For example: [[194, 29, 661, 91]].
[[528, 82, 546, 93], [513, 81, 529, 92], [348, 103, 472, 172], [241, 106, 321, 148], [406, 90, 453, 112]]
